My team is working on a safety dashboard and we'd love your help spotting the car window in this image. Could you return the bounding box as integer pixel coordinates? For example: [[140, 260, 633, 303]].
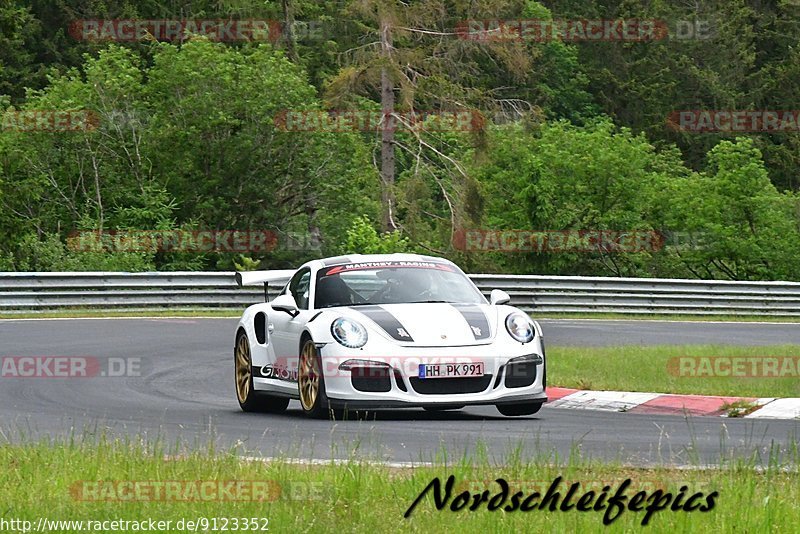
[[289, 269, 311, 309], [315, 261, 485, 308]]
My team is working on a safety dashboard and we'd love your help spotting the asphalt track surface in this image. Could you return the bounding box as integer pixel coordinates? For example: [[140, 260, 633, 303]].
[[1, 318, 798, 466]]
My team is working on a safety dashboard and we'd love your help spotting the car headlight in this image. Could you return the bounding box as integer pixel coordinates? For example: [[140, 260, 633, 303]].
[[505, 313, 534, 343], [331, 317, 368, 348]]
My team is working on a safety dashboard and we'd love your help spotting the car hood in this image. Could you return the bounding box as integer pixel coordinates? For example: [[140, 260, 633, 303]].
[[346, 303, 497, 347]]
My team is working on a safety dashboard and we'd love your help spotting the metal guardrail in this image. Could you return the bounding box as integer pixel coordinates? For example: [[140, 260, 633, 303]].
[[469, 275, 800, 316], [0, 272, 278, 311], [1, 272, 800, 316]]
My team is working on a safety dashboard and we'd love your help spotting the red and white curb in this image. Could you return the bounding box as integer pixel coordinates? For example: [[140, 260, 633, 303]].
[[546, 387, 800, 419]]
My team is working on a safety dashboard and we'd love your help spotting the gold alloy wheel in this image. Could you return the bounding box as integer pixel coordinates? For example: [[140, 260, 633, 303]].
[[298, 341, 320, 411], [235, 334, 251, 404]]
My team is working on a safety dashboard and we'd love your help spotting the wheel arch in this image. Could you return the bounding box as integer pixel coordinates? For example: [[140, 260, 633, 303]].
[[299, 330, 313, 351], [235, 326, 248, 346]]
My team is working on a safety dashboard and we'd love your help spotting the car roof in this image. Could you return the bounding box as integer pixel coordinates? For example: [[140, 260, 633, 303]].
[[305, 253, 455, 270]]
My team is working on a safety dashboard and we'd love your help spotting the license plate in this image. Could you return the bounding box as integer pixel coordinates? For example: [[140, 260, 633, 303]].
[[418, 362, 485, 379]]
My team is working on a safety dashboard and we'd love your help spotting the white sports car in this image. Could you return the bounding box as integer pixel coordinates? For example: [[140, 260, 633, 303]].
[[233, 254, 547, 418]]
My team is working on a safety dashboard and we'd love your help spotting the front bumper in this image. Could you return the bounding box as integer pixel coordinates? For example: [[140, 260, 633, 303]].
[[319, 341, 546, 408], [327, 392, 548, 410]]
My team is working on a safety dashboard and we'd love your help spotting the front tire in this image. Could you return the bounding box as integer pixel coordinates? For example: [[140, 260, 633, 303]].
[[235, 331, 289, 413], [496, 401, 544, 417], [298, 338, 332, 419]]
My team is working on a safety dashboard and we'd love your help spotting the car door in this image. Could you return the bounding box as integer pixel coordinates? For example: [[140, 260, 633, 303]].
[[270, 267, 314, 366]]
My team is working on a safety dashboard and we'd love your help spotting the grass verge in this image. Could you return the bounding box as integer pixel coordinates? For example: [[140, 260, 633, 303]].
[[536, 313, 800, 323], [549, 345, 800, 398], [0, 438, 798, 533]]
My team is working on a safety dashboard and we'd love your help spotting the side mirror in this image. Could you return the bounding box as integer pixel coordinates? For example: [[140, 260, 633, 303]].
[[272, 294, 299, 317], [490, 289, 511, 305]]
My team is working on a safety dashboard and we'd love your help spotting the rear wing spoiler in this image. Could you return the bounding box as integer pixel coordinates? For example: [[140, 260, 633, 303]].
[[235, 270, 295, 302], [235, 270, 295, 288]]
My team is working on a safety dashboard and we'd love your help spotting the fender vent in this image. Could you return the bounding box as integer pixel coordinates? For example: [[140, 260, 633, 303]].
[[254, 312, 267, 344]]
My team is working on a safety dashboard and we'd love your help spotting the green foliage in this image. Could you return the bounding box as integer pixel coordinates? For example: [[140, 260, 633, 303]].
[[467, 119, 680, 276], [7, 233, 155, 272], [1, 1, 800, 281], [339, 215, 412, 255], [667, 139, 800, 280], [233, 255, 260, 272], [0, 38, 378, 271], [464, 121, 800, 280]]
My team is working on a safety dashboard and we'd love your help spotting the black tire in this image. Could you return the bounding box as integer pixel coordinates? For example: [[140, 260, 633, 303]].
[[297, 338, 333, 419], [423, 405, 465, 412], [235, 331, 290, 414], [496, 401, 544, 417]]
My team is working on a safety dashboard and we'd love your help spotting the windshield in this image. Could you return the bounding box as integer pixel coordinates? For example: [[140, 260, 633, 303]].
[[314, 261, 485, 309]]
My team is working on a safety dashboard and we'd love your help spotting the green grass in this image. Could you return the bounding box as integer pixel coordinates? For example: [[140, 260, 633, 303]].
[[719, 400, 761, 418], [0, 309, 242, 319], [0, 438, 798, 533], [535, 313, 800, 323], [550, 345, 800, 398]]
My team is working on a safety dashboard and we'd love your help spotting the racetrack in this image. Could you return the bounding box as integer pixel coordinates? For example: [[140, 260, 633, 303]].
[[1, 318, 798, 466]]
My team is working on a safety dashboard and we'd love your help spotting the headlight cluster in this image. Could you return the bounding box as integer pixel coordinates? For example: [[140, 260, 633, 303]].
[[505, 312, 534, 343], [331, 317, 368, 348]]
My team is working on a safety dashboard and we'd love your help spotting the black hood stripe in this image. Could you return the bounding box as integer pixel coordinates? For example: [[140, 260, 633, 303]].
[[450, 304, 491, 340], [349, 305, 414, 342]]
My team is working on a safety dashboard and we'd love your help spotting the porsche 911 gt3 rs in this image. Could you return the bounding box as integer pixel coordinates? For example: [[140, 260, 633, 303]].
[[233, 254, 547, 418]]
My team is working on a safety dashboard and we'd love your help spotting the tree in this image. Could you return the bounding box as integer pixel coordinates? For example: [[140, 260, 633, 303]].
[[323, 1, 595, 233], [0, 39, 380, 270], [467, 119, 682, 276]]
